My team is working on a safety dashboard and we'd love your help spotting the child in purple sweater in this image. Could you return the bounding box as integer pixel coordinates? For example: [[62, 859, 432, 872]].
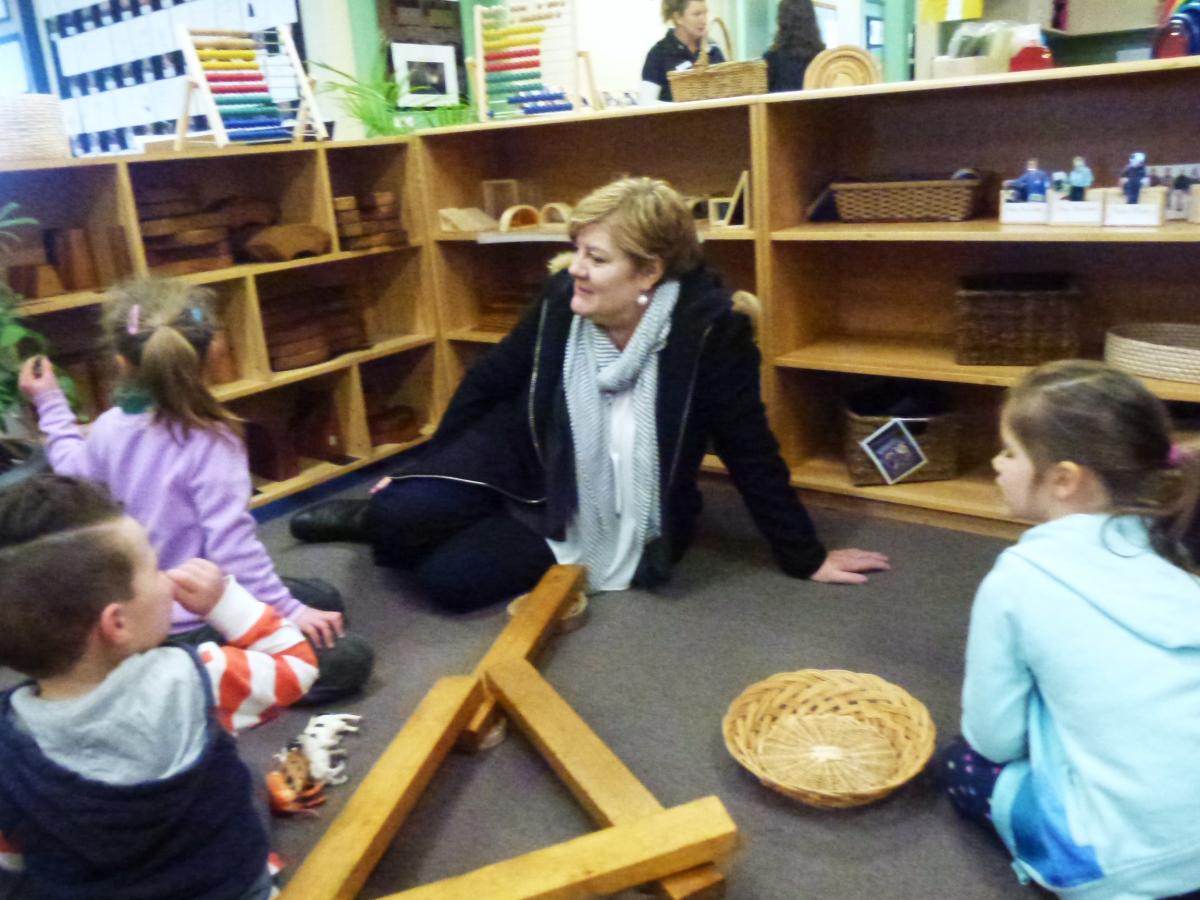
[[19, 277, 372, 704]]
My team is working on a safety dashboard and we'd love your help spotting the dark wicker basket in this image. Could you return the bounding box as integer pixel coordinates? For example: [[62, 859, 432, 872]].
[[843, 382, 960, 486], [955, 274, 1080, 366]]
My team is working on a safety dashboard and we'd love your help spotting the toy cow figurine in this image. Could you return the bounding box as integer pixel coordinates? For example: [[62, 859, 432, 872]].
[[266, 713, 363, 815], [296, 714, 362, 786]]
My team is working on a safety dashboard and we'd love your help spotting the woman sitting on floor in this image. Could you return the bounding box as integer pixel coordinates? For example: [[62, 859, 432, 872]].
[[290, 176, 888, 611]]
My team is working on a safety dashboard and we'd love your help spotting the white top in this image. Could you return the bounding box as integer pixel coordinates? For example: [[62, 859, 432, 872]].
[[547, 388, 642, 591]]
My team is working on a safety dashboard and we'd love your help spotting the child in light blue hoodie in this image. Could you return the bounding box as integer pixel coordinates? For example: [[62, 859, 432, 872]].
[[942, 360, 1200, 900]]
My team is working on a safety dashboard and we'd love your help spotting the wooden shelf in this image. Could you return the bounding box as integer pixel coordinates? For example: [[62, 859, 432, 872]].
[[776, 336, 1026, 387], [791, 455, 1019, 523], [248, 437, 426, 508], [17, 289, 107, 317], [772, 221, 1200, 243], [700, 228, 756, 242], [447, 328, 507, 344]]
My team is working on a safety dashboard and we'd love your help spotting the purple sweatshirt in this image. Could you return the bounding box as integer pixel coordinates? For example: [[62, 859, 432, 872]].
[[33, 389, 302, 632]]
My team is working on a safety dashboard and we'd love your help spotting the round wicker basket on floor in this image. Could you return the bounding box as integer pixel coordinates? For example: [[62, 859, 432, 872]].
[[722, 669, 936, 808]]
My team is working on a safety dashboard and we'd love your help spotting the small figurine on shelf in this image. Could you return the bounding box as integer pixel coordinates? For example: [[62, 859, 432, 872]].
[[1121, 152, 1148, 204], [1004, 158, 1051, 203], [1068, 156, 1094, 201]]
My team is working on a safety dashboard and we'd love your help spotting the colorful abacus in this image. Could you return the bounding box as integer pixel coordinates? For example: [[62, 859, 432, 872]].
[[473, 1, 574, 122], [175, 25, 327, 149]]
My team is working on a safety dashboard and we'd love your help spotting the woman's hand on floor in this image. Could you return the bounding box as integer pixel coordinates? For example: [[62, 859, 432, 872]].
[[810, 548, 891, 585], [292, 606, 345, 648]]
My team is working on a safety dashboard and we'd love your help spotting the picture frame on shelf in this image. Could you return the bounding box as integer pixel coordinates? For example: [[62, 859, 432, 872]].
[[391, 42, 460, 108]]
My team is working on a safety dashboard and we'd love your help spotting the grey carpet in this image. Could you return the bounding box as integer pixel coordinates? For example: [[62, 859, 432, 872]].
[[1, 475, 1036, 898]]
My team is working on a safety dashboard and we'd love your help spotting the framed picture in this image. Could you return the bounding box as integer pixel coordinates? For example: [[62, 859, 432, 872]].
[[391, 42, 459, 108], [866, 16, 884, 49], [858, 418, 928, 485]]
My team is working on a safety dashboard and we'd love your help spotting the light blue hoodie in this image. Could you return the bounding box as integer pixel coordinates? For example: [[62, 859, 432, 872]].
[[962, 513, 1200, 900]]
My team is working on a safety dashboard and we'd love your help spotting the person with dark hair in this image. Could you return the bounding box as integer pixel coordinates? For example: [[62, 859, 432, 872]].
[[18, 277, 373, 704], [764, 0, 825, 93], [0, 475, 317, 898], [939, 360, 1200, 898], [640, 0, 726, 103], [290, 177, 888, 612]]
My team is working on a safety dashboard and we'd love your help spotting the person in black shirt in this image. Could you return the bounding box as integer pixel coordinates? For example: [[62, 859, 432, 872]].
[[763, 0, 825, 93], [640, 0, 726, 103]]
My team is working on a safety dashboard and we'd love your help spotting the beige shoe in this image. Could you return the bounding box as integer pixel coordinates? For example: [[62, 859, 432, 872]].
[[506, 590, 589, 633]]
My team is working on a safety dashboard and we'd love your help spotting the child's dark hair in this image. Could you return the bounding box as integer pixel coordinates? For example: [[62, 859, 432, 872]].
[[0, 476, 134, 679], [771, 0, 826, 59], [1005, 360, 1200, 570], [103, 277, 239, 438]]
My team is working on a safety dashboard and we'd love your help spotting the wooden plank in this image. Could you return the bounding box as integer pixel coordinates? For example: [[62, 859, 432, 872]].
[[279, 676, 483, 900], [458, 564, 586, 752], [486, 660, 727, 900], [382, 796, 738, 900]]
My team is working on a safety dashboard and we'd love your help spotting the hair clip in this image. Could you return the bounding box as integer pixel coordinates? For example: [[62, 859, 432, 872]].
[[127, 304, 140, 336], [190, 307, 203, 323]]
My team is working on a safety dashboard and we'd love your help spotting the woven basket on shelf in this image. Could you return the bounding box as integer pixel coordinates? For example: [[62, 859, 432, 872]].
[[0, 95, 71, 163], [1106, 323, 1200, 385], [667, 17, 768, 102], [723, 670, 936, 808], [844, 409, 960, 485], [956, 273, 1080, 366], [830, 178, 981, 223]]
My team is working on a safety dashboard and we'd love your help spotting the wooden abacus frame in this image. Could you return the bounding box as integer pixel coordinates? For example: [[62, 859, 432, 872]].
[[280, 564, 736, 900]]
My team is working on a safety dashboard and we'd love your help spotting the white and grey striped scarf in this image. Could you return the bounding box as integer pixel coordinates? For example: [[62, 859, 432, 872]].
[[562, 279, 680, 585]]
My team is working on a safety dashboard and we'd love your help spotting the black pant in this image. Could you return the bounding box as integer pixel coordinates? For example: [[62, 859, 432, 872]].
[[366, 478, 555, 612], [173, 577, 374, 706]]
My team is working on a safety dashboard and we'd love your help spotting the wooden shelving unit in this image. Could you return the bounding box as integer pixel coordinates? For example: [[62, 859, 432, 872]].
[[2, 140, 437, 508], [6, 56, 1200, 529]]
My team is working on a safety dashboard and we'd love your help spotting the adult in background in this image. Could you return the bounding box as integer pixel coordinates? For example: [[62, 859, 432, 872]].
[[640, 0, 725, 103], [764, 0, 826, 93], [290, 177, 889, 611]]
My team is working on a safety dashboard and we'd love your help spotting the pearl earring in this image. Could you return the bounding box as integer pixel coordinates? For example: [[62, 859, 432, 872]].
[[637, 292, 650, 307]]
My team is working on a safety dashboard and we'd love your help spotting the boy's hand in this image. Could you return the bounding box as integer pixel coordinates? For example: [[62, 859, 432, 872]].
[[168, 559, 226, 616], [18, 356, 59, 400], [291, 606, 345, 648]]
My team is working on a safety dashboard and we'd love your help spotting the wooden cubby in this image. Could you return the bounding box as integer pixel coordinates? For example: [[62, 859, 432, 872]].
[[6, 58, 1200, 528], [2, 140, 431, 508]]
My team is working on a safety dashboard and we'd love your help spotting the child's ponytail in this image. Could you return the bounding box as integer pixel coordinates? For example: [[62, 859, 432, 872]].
[[103, 278, 240, 440]]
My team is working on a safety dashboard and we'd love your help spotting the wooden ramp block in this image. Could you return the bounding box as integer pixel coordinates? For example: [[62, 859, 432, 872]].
[[280, 676, 483, 900], [458, 564, 586, 752], [382, 796, 738, 900], [487, 659, 728, 900]]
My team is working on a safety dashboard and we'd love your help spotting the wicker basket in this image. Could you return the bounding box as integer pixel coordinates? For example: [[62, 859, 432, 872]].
[[723, 670, 936, 808], [667, 17, 767, 102], [831, 177, 981, 223], [1106, 323, 1200, 385], [0, 95, 71, 163], [956, 273, 1080, 366], [843, 381, 959, 486]]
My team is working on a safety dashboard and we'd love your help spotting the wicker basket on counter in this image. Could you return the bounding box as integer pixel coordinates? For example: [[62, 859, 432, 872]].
[[843, 381, 959, 486], [667, 17, 768, 102], [830, 176, 982, 223], [956, 273, 1080, 366], [0, 95, 71, 163], [1105, 323, 1200, 385]]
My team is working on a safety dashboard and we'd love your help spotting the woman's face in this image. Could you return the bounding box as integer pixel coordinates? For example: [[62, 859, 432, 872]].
[[673, 1, 708, 44], [567, 223, 659, 333]]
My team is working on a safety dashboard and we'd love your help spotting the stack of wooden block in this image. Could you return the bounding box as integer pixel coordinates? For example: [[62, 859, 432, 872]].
[[334, 191, 407, 250], [364, 381, 419, 446], [137, 187, 234, 276], [260, 290, 369, 372]]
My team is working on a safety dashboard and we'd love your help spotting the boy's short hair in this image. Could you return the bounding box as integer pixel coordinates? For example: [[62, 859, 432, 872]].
[[0, 476, 134, 679]]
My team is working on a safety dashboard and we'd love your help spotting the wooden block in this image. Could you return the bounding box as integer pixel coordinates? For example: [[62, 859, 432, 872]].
[[204, 328, 239, 385], [482, 179, 521, 220], [270, 346, 332, 371], [269, 334, 330, 360], [341, 230, 407, 251], [108, 226, 135, 279], [459, 564, 585, 751], [7, 264, 65, 299], [266, 320, 327, 346], [487, 659, 727, 900], [244, 224, 332, 262], [138, 198, 203, 221], [499, 205, 540, 232], [148, 254, 235, 277], [333, 195, 359, 211], [360, 190, 396, 209], [439, 207, 499, 232], [244, 418, 301, 481], [139, 211, 229, 238], [292, 392, 345, 461], [144, 226, 231, 249], [384, 797, 738, 900], [369, 406, 420, 445], [337, 218, 402, 238], [279, 677, 483, 900], [45, 229, 99, 291], [336, 204, 398, 225], [144, 239, 233, 268], [207, 196, 280, 229]]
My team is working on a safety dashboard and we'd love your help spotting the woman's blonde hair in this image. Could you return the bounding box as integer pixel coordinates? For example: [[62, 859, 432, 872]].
[[568, 176, 702, 280], [662, 0, 701, 23], [103, 277, 239, 439]]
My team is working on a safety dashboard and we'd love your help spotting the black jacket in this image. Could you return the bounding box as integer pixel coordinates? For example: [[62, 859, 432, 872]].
[[764, 47, 818, 93], [390, 267, 826, 584]]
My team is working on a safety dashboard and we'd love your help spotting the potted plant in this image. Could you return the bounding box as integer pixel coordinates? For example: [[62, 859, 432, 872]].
[[0, 202, 74, 491]]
